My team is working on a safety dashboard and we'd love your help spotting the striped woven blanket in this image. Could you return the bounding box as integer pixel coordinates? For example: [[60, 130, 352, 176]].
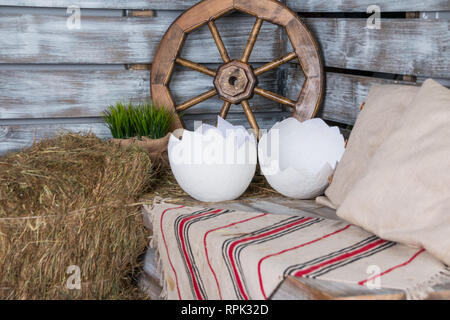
[[145, 200, 449, 300]]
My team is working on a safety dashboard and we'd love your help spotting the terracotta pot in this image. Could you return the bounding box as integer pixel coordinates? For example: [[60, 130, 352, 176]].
[[111, 133, 170, 167]]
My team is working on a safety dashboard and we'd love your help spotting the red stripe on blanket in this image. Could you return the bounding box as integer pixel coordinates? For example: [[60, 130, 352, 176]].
[[204, 213, 269, 300], [179, 209, 223, 300], [229, 217, 314, 300], [358, 249, 425, 286], [160, 205, 185, 300], [294, 238, 388, 277], [257, 224, 351, 299]]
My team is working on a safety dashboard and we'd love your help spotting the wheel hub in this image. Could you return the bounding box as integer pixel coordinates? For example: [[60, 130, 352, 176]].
[[214, 60, 257, 104]]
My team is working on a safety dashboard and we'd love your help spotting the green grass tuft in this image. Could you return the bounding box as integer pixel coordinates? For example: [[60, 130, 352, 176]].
[[103, 101, 174, 139]]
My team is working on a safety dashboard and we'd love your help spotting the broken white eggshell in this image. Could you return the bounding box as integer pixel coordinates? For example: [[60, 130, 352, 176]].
[[168, 116, 257, 202], [258, 117, 345, 199]]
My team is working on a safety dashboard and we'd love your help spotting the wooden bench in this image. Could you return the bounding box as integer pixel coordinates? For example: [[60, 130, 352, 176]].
[[139, 196, 450, 300]]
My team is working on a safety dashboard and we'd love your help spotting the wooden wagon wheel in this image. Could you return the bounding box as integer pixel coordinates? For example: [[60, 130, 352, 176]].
[[151, 0, 324, 137]]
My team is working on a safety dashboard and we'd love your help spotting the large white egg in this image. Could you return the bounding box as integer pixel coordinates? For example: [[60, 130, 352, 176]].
[[168, 116, 257, 202], [258, 117, 345, 199]]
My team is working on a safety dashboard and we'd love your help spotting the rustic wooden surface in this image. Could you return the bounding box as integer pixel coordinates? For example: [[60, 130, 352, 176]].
[[0, 67, 279, 119], [285, 69, 417, 125], [1, 13, 447, 78], [1, 1, 449, 154], [3, 0, 449, 12], [1, 69, 447, 153], [0, 122, 111, 153], [7, 68, 448, 125], [286, 0, 450, 12], [271, 276, 405, 300], [142, 196, 341, 221], [286, 69, 450, 125], [272, 276, 450, 300], [297, 18, 450, 78], [0, 68, 420, 123], [0, 112, 289, 154], [0, 12, 281, 64], [139, 248, 163, 300]]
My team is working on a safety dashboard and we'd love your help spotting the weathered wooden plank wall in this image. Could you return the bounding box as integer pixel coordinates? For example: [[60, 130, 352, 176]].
[[292, 18, 449, 78], [0, 113, 290, 152], [1, 14, 447, 76], [0, 0, 449, 154], [0, 67, 279, 118], [0, 12, 281, 64], [3, 1, 449, 11]]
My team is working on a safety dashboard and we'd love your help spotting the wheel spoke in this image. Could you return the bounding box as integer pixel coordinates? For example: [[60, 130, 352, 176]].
[[254, 52, 297, 76], [208, 20, 230, 63], [254, 87, 296, 108], [241, 18, 263, 63], [219, 101, 232, 119], [175, 57, 216, 77], [241, 100, 260, 138], [176, 89, 217, 112]]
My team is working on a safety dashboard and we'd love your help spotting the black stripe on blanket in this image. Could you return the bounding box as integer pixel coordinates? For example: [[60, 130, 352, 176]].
[[222, 216, 300, 299], [174, 208, 233, 299], [284, 235, 379, 276], [222, 216, 322, 299], [284, 236, 396, 279], [310, 241, 396, 278], [233, 218, 323, 297]]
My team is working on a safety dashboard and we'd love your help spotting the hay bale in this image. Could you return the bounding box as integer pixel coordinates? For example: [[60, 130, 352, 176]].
[[0, 133, 153, 299]]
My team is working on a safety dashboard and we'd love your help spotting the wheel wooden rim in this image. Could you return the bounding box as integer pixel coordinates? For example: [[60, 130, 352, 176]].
[[151, 0, 324, 137]]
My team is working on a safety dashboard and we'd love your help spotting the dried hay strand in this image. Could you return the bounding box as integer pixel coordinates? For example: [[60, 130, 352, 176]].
[[0, 133, 153, 299], [144, 167, 278, 200]]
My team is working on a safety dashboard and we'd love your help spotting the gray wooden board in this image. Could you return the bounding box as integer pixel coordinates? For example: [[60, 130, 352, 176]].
[[0, 122, 110, 154], [0, 12, 281, 64], [2, 0, 449, 12], [138, 247, 163, 300], [142, 248, 161, 283], [271, 276, 405, 300], [271, 276, 450, 300], [138, 271, 163, 300], [286, 69, 417, 125], [286, 68, 450, 126], [295, 18, 450, 78], [140, 196, 341, 222], [3, 68, 448, 126], [0, 112, 287, 155], [0, 68, 280, 119], [287, 0, 450, 12], [0, 13, 448, 78], [139, 247, 163, 300]]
